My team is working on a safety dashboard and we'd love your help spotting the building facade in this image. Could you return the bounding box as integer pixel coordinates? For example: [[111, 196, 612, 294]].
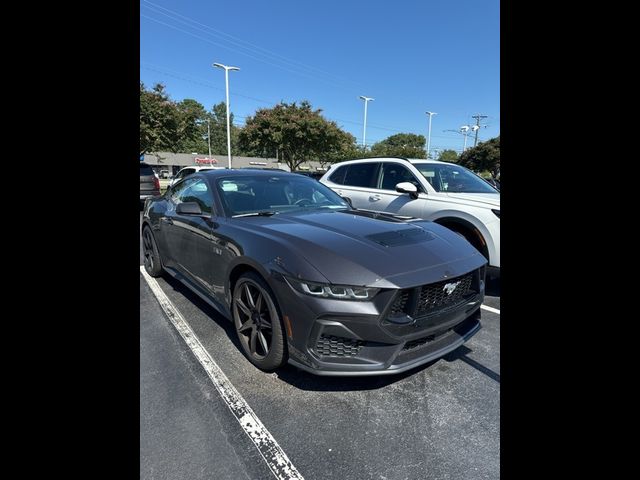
[[142, 152, 328, 177]]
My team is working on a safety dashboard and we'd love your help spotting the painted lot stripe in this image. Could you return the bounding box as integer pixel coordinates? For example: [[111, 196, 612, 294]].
[[481, 304, 500, 315], [140, 266, 304, 480]]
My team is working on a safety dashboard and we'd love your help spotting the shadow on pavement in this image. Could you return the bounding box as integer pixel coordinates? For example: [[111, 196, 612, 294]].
[[443, 345, 500, 383], [160, 271, 245, 353]]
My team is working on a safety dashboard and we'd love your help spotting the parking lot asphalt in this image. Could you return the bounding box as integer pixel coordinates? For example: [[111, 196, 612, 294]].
[[140, 214, 500, 479]]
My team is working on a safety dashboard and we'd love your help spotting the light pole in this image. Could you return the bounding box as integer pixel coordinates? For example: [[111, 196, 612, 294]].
[[207, 118, 212, 158], [425, 111, 437, 158], [359, 96, 374, 150], [213, 63, 240, 168], [460, 125, 470, 152]]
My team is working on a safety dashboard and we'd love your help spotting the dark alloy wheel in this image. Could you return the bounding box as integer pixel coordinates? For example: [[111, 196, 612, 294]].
[[232, 272, 287, 371], [142, 227, 163, 277]]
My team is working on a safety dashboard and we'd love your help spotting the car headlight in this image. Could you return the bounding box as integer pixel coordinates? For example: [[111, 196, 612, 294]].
[[492, 209, 500, 218], [285, 277, 379, 300]]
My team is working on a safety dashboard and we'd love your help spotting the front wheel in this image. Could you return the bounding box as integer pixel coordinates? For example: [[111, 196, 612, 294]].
[[232, 272, 287, 371]]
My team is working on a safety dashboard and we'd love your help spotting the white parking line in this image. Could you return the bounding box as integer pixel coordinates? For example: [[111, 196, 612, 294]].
[[481, 304, 500, 315], [140, 266, 304, 480]]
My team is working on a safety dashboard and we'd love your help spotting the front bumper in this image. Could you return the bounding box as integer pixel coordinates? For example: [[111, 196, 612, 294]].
[[271, 268, 485, 376]]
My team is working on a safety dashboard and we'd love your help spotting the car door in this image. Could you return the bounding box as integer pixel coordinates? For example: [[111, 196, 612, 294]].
[[164, 177, 228, 304], [329, 162, 381, 208], [365, 162, 427, 217]]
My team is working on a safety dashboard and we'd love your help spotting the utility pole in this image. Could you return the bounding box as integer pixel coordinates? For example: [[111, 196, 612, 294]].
[[471, 114, 488, 147]]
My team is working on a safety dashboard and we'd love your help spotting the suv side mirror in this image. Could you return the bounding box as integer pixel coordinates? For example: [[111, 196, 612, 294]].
[[396, 182, 419, 199], [176, 202, 203, 215]]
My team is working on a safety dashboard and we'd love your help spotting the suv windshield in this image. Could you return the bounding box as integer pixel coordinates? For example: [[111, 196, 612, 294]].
[[216, 174, 350, 216], [414, 163, 498, 193]]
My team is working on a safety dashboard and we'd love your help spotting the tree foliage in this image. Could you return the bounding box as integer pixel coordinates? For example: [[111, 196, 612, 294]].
[[238, 101, 356, 171], [140, 83, 244, 157], [140, 83, 181, 155], [437, 149, 459, 163], [458, 136, 500, 179], [370, 133, 427, 158]]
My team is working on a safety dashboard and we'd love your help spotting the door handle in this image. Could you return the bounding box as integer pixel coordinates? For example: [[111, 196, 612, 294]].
[[369, 194, 382, 201]]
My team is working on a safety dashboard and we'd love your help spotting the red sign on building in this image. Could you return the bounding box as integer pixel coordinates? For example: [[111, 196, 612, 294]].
[[195, 157, 218, 165]]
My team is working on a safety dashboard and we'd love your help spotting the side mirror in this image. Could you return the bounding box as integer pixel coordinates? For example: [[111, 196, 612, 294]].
[[341, 196, 354, 208], [176, 202, 203, 215], [396, 182, 419, 199]]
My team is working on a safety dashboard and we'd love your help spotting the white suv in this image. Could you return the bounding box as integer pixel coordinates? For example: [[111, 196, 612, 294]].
[[168, 166, 224, 187], [320, 157, 500, 275]]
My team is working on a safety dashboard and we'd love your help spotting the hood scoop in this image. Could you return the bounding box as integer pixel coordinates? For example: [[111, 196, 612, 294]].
[[365, 228, 435, 247]]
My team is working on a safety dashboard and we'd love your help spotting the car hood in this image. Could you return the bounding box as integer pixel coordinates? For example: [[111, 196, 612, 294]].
[[239, 209, 486, 288], [444, 192, 500, 208]]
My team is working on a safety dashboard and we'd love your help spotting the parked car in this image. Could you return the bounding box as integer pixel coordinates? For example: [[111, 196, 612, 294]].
[[293, 170, 325, 180], [169, 166, 224, 187], [140, 162, 160, 208], [141, 170, 486, 376], [320, 157, 500, 276]]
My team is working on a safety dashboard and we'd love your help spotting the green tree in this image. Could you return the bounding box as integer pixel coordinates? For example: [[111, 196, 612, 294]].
[[208, 102, 243, 155], [370, 133, 427, 158], [238, 101, 356, 171], [458, 136, 500, 179], [437, 149, 459, 163], [175, 98, 209, 154], [140, 83, 181, 155]]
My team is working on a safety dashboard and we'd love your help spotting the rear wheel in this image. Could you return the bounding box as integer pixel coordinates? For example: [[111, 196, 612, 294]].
[[232, 272, 287, 371], [142, 227, 163, 277]]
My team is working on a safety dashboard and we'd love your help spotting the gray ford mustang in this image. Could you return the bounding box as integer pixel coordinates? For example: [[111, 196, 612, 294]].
[[141, 169, 487, 376]]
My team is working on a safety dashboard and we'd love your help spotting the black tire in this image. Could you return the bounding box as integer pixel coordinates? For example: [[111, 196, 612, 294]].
[[447, 224, 490, 263], [232, 272, 287, 371], [142, 226, 163, 277]]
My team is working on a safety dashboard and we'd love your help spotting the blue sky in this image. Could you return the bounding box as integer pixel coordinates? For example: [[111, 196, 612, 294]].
[[140, 0, 499, 154]]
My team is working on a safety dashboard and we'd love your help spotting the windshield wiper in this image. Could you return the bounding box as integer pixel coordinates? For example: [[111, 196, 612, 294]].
[[232, 211, 278, 218]]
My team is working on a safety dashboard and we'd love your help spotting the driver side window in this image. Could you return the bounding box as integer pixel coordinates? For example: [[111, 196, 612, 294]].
[[179, 179, 214, 214]]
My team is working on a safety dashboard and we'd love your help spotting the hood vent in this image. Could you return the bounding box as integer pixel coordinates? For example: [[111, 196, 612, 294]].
[[365, 228, 435, 247]]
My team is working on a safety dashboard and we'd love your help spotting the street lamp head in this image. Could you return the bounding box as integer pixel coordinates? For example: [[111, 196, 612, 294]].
[[426, 111, 437, 116], [359, 96, 374, 102], [213, 63, 240, 71]]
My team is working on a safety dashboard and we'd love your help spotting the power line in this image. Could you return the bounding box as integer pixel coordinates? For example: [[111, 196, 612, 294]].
[[141, 0, 364, 89], [140, 13, 355, 92]]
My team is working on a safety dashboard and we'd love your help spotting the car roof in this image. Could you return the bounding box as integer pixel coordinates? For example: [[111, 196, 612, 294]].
[[328, 157, 450, 167], [199, 168, 301, 178]]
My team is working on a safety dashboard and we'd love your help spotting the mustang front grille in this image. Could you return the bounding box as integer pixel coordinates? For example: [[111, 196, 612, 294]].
[[388, 271, 477, 319]]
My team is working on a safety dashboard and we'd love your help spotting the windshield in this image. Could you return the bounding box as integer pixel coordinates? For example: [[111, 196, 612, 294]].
[[414, 163, 498, 194], [216, 174, 350, 216]]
